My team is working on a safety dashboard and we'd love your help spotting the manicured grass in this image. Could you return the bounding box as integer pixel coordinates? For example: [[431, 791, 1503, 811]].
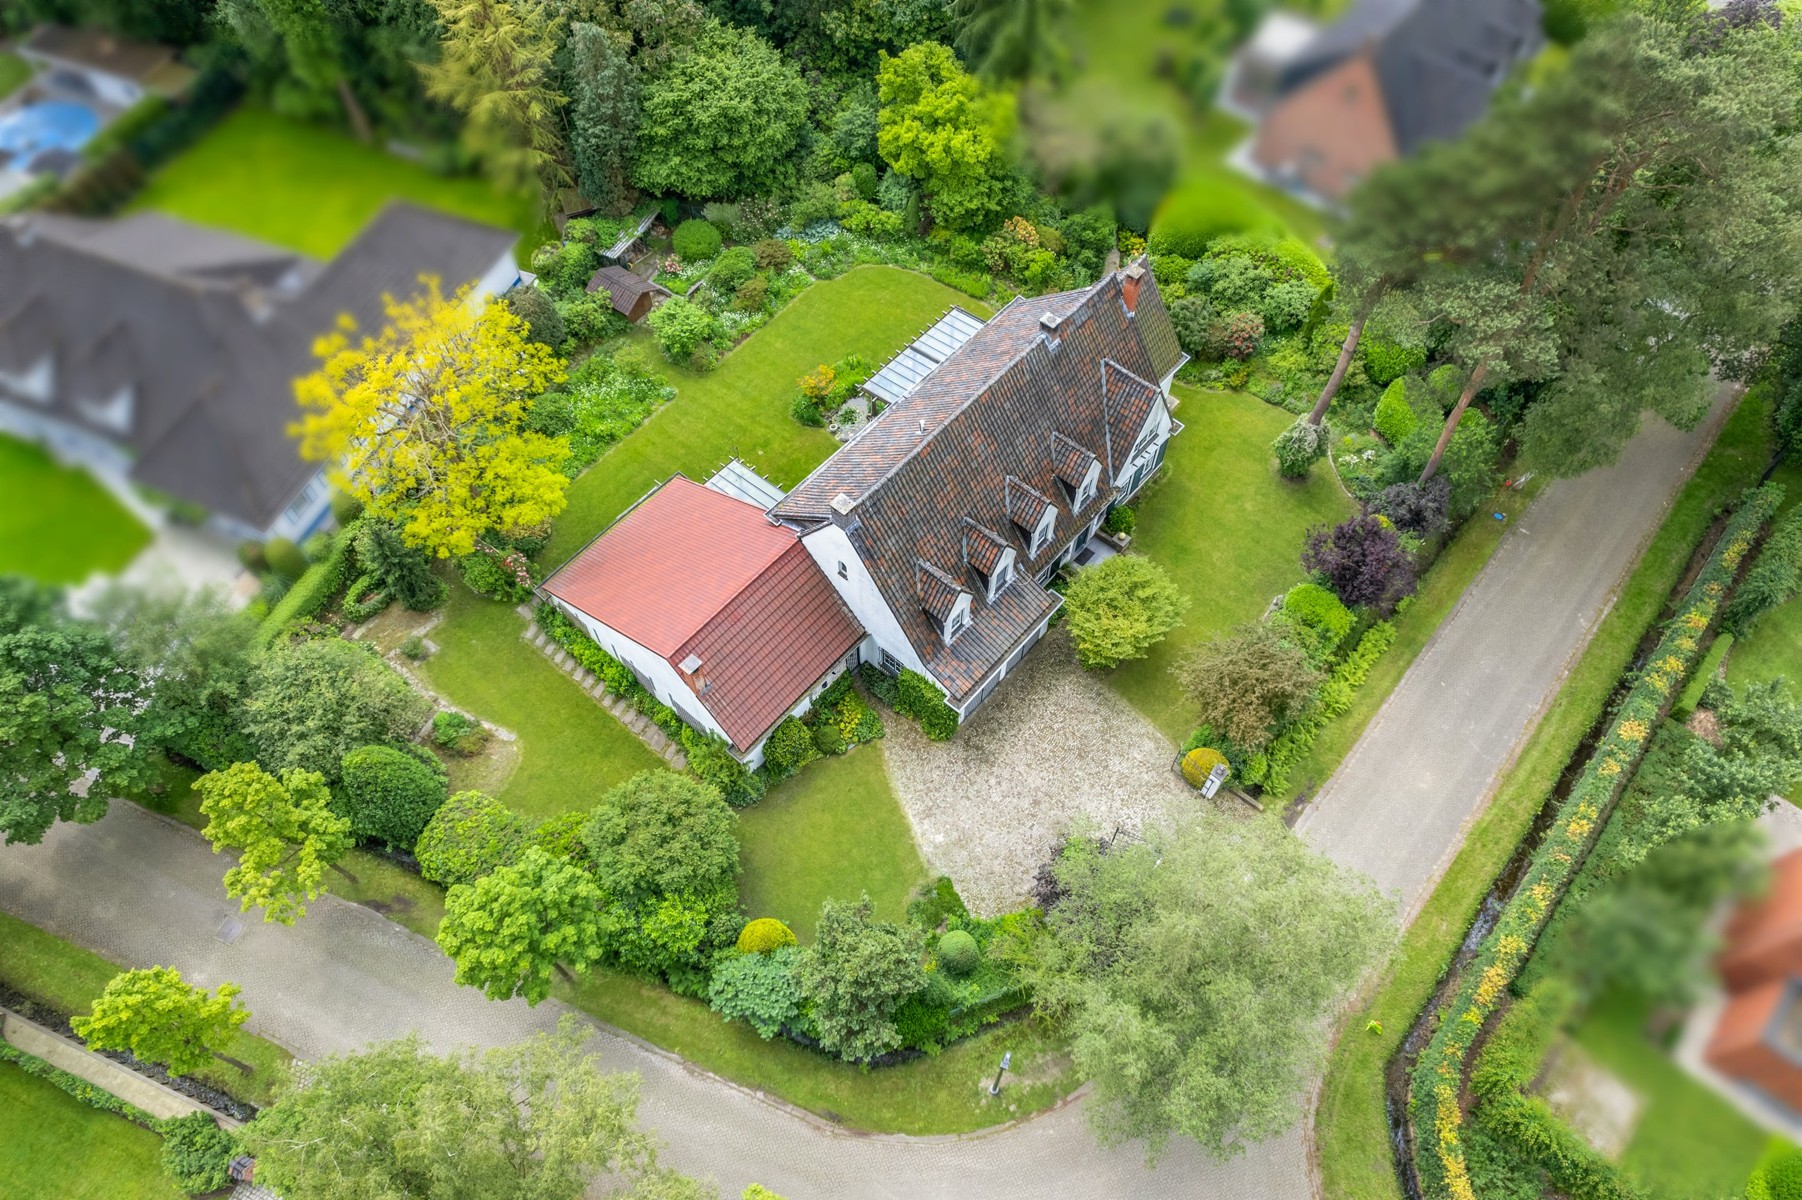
[[1572, 990, 1774, 1199], [0, 51, 30, 100], [737, 745, 929, 942], [1729, 590, 1802, 697], [0, 1062, 181, 1200], [546, 266, 990, 564], [1282, 478, 1545, 799], [418, 586, 666, 823], [130, 107, 543, 261], [1315, 391, 1773, 1200], [1107, 387, 1355, 743], [0, 911, 292, 1107], [0, 435, 149, 582], [558, 969, 1073, 1134]]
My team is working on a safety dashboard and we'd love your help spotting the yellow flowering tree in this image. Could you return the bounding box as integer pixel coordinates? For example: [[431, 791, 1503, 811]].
[[293, 278, 568, 559]]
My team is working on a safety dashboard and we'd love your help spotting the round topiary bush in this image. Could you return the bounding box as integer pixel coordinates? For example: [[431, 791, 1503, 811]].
[[1373, 378, 1419, 445], [937, 929, 980, 977], [737, 917, 798, 954], [1181, 747, 1229, 790], [1766, 1151, 1802, 1200], [709, 245, 757, 294], [414, 790, 527, 886], [337, 744, 449, 850], [264, 536, 309, 582], [672, 218, 722, 261], [329, 490, 365, 524]]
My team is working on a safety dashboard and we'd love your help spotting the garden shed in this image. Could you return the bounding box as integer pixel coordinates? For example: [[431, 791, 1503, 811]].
[[587, 265, 671, 324]]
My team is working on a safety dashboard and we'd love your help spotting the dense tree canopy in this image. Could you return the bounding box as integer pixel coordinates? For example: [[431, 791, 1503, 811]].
[[72, 967, 248, 1077], [1061, 554, 1189, 670], [0, 578, 147, 846], [631, 19, 810, 199], [242, 1020, 701, 1200], [1173, 621, 1323, 749], [565, 21, 638, 211], [244, 637, 432, 779], [1025, 812, 1392, 1159], [294, 280, 569, 560], [795, 895, 925, 1060], [437, 847, 606, 1004], [582, 770, 738, 904], [196, 762, 354, 925], [876, 41, 1016, 231]]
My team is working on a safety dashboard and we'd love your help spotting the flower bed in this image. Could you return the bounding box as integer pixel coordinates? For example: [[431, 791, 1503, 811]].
[[1409, 483, 1782, 1200]]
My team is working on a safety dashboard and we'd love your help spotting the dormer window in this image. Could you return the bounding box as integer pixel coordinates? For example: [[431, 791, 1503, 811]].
[[1073, 461, 1100, 509], [945, 606, 969, 642], [987, 549, 1016, 602], [1029, 505, 1056, 558]]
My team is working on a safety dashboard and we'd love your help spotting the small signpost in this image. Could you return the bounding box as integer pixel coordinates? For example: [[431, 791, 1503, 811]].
[[1201, 762, 1228, 800]]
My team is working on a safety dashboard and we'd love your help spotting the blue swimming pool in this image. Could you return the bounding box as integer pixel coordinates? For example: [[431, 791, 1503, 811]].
[[0, 100, 101, 164]]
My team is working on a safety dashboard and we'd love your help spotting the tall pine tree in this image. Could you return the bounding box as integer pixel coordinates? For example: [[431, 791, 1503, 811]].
[[564, 22, 638, 212]]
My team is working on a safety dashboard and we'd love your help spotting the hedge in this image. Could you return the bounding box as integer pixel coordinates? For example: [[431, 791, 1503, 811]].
[[0, 1040, 164, 1132], [1410, 483, 1782, 1200], [1673, 631, 1732, 721], [895, 669, 959, 740], [1243, 617, 1397, 796], [257, 524, 358, 646]]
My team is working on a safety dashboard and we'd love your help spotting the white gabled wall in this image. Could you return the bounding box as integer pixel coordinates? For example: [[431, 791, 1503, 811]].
[[550, 597, 733, 746], [800, 523, 930, 679], [1113, 402, 1173, 491]]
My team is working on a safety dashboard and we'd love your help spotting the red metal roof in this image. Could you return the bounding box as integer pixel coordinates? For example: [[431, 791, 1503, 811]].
[[543, 476, 862, 750]]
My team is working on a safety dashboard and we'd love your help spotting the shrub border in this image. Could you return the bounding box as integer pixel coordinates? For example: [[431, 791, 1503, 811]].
[[1408, 484, 1782, 1200]]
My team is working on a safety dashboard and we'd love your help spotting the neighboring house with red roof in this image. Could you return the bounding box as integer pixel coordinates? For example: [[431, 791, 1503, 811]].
[[542, 475, 863, 768], [543, 256, 1184, 759], [1706, 847, 1802, 1116]]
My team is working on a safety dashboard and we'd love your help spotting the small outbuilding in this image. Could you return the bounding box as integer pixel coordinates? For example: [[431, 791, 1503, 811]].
[[586, 265, 671, 324]]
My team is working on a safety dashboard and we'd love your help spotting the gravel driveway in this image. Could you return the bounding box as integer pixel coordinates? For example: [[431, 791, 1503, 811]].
[[882, 627, 1192, 915]]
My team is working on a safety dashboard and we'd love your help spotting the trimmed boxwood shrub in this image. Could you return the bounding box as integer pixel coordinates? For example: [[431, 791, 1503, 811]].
[[414, 790, 527, 886], [255, 529, 356, 646], [1180, 746, 1229, 790], [737, 917, 798, 954], [672, 218, 722, 260], [1373, 378, 1419, 444], [936, 929, 980, 977], [337, 744, 449, 849], [1282, 582, 1354, 652], [709, 245, 757, 294]]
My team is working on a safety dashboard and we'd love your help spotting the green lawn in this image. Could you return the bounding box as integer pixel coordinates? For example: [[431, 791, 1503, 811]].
[[1572, 990, 1773, 1199], [1315, 389, 1774, 1200], [417, 587, 666, 824], [0, 1062, 181, 1200], [0, 911, 292, 1107], [0, 51, 30, 100], [130, 107, 542, 261], [546, 266, 989, 563], [737, 744, 929, 942], [1108, 386, 1354, 743], [0, 436, 149, 582]]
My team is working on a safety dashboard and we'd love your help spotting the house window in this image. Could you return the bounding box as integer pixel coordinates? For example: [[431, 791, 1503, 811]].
[[879, 650, 904, 677], [1030, 508, 1055, 557], [944, 607, 968, 642], [988, 557, 1014, 601], [837, 561, 849, 579]]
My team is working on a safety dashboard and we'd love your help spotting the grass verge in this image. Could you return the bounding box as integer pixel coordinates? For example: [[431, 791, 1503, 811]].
[[0, 911, 292, 1107], [1314, 392, 1772, 1200], [0, 1061, 181, 1200]]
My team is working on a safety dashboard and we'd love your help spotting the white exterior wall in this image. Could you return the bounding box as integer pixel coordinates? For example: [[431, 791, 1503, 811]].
[[1113, 403, 1173, 492], [472, 250, 524, 303], [799, 523, 931, 678], [549, 595, 850, 772], [0, 398, 132, 481]]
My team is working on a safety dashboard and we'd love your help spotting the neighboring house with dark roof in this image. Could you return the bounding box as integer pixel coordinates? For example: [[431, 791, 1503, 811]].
[[541, 474, 863, 768], [17, 24, 185, 108], [587, 264, 671, 323], [772, 256, 1185, 719], [1227, 0, 1543, 205], [0, 202, 521, 543]]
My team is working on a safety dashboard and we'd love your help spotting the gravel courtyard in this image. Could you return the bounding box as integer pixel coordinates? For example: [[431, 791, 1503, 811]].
[[881, 628, 1193, 915]]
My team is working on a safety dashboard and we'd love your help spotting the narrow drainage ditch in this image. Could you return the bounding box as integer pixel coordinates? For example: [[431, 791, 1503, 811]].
[[1378, 507, 1732, 1200]]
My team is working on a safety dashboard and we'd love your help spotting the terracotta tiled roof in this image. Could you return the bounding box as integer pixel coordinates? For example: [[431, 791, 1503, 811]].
[[1049, 431, 1097, 491], [673, 542, 863, 750], [1004, 476, 1054, 538], [772, 259, 1182, 702], [544, 476, 861, 752], [916, 560, 966, 624], [961, 519, 1010, 577]]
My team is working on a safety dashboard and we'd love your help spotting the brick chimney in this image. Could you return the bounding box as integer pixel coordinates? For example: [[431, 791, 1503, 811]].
[[1121, 261, 1146, 314]]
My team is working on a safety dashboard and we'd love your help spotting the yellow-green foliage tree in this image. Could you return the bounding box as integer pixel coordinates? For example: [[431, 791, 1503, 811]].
[[293, 279, 568, 559], [876, 41, 1015, 231], [73, 967, 248, 1077], [196, 762, 354, 925]]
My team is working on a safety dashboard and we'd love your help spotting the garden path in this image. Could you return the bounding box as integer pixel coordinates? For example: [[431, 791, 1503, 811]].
[[880, 627, 1193, 916]]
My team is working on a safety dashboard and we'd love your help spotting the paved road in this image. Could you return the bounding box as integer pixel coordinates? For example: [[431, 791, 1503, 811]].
[[1297, 390, 1734, 916], [0, 803, 1306, 1198], [0, 398, 1729, 1199]]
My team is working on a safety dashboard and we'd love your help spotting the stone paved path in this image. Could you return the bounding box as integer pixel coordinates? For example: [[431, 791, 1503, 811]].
[[882, 627, 1191, 915], [1297, 390, 1734, 916]]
